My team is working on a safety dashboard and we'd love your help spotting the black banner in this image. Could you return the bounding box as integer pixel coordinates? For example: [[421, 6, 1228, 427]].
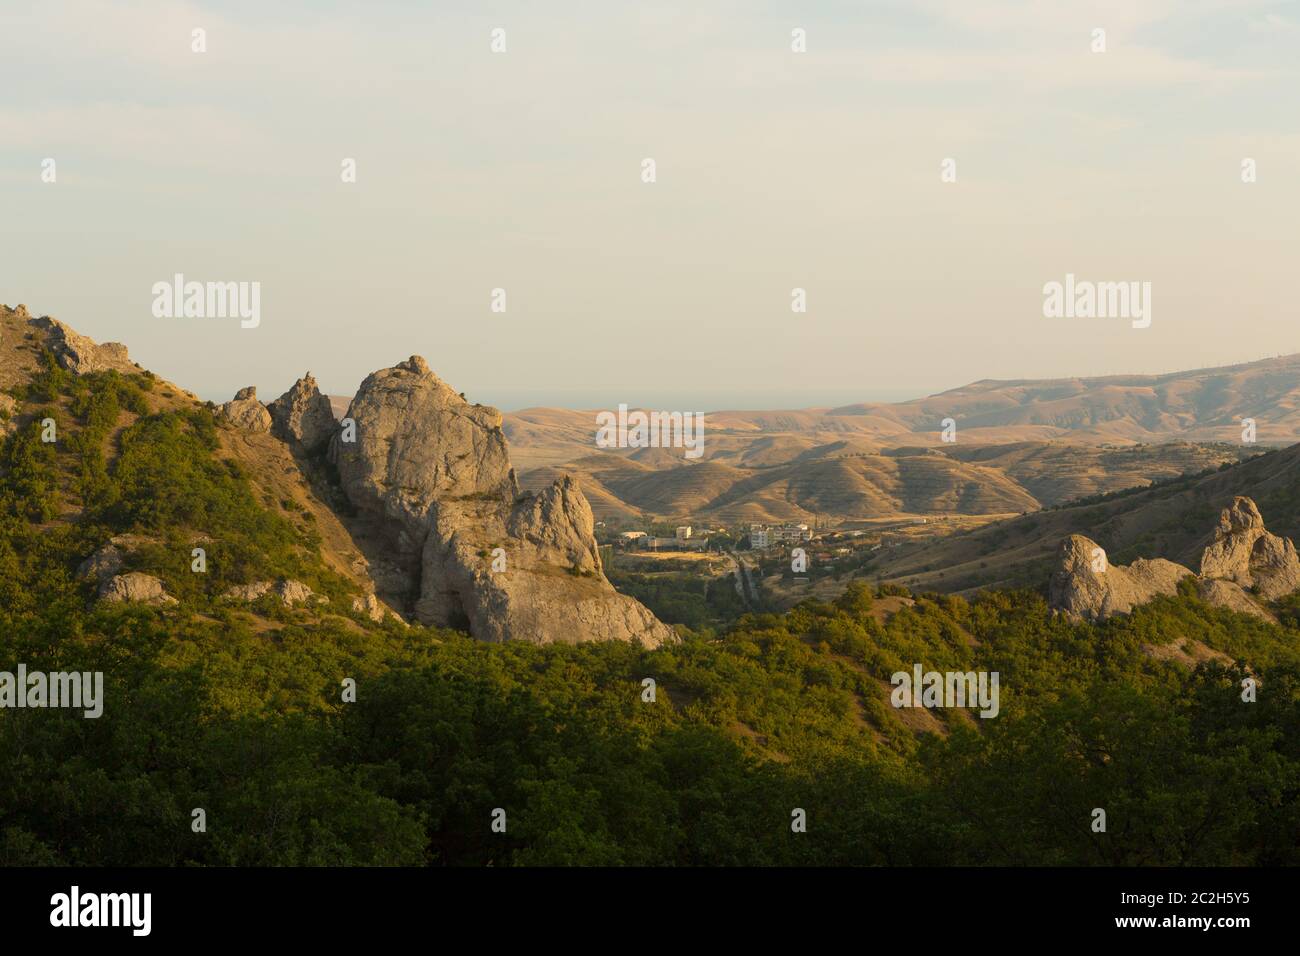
[[0, 866, 1277, 942]]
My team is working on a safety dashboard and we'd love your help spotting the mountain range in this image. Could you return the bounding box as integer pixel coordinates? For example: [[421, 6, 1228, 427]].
[[488, 355, 1300, 524], [500, 352, 1300, 468]]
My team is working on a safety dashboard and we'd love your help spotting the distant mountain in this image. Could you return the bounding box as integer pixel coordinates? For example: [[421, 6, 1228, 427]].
[[821, 355, 1300, 443], [498, 353, 1300, 472]]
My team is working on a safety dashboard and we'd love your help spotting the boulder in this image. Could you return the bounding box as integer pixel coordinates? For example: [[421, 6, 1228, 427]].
[[99, 572, 177, 606], [223, 580, 274, 602], [223, 578, 326, 607], [220, 386, 272, 432], [276, 579, 322, 606], [268, 373, 336, 453]]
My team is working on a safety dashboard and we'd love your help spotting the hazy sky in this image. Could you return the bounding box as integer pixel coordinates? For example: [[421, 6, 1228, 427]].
[[2, 1, 1298, 410]]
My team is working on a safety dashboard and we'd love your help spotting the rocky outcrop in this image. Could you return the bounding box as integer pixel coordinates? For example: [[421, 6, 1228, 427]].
[[268, 373, 336, 453], [220, 386, 272, 432], [1050, 497, 1299, 621], [99, 572, 177, 606], [1048, 535, 1192, 622], [222, 579, 327, 607], [330, 356, 674, 646], [76, 539, 191, 608], [30, 315, 134, 375], [1199, 496, 1300, 600]]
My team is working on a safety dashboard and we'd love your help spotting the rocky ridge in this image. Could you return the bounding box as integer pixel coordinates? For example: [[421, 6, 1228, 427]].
[[30, 314, 135, 376]]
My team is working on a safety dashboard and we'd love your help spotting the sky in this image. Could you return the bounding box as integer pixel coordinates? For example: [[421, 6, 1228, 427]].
[[2, 0, 1298, 410]]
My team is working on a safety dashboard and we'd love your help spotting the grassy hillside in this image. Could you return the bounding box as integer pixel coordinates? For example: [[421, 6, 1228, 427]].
[[868, 443, 1300, 594]]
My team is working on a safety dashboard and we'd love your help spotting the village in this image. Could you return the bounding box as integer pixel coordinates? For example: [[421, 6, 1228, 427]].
[[593, 513, 1002, 626]]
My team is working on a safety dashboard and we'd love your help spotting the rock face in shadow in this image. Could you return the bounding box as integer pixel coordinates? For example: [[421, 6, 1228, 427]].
[[1199, 496, 1300, 600], [330, 356, 674, 646], [268, 373, 336, 454], [1050, 496, 1300, 621], [1048, 534, 1193, 621]]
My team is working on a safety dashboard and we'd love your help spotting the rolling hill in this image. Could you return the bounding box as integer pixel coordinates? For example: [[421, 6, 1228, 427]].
[[499, 352, 1300, 474], [518, 441, 1253, 525], [476, 355, 1289, 525]]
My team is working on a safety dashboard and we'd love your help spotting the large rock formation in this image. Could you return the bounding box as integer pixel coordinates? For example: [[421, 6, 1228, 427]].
[[1050, 496, 1299, 621], [1048, 535, 1192, 621], [268, 373, 336, 453], [220, 386, 272, 432], [330, 356, 674, 646], [1199, 496, 1300, 600]]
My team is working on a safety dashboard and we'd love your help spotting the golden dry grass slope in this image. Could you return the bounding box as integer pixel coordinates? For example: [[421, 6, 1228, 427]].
[[500, 352, 1300, 471]]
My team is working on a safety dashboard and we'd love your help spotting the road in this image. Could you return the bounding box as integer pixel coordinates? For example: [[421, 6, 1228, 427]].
[[725, 550, 759, 607]]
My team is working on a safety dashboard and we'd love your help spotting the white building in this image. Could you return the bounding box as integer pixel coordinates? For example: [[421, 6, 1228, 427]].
[[675, 526, 692, 540], [750, 523, 811, 548], [772, 523, 812, 544]]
